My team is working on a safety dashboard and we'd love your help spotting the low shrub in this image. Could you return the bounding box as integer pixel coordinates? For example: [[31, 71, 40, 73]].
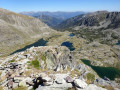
[[86, 73, 95, 83], [30, 59, 40, 69], [9, 59, 15, 62]]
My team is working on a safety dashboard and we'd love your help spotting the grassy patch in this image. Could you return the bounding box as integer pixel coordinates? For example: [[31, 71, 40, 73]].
[[41, 54, 46, 62], [9, 59, 15, 62], [30, 88, 34, 90], [70, 69, 81, 78], [0, 71, 2, 75], [30, 59, 40, 69], [24, 70, 32, 76], [13, 86, 27, 90], [86, 73, 95, 83]]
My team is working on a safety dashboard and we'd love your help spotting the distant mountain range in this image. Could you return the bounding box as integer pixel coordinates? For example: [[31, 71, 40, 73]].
[[20, 11, 86, 27], [55, 11, 120, 29], [34, 15, 63, 27], [55, 11, 120, 45], [20, 11, 86, 20]]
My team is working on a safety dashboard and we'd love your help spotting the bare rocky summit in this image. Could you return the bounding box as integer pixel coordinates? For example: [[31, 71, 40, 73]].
[[0, 46, 119, 90]]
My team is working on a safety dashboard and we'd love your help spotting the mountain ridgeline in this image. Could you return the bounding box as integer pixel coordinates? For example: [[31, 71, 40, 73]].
[[34, 15, 63, 27], [0, 8, 55, 56], [55, 11, 120, 45], [20, 11, 86, 20], [20, 11, 86, 27], [55, 11, 120, 29]]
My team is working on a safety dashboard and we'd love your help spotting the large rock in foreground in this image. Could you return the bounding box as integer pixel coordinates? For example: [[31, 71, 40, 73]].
[[74, 79, 88, 89]]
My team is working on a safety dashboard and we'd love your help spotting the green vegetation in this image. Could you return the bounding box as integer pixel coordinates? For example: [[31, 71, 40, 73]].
[[27, 61, 31, 63], [30, 59, 40, 69], [30, 88, 34, 90], [24, 70, 32, 76], [68, 28, 105, 42], [86, 73, 95, 83], [41, 54, 46, 62], [81, 59, 120, 80], [70, 69, 81, 77], [9, 59, 15, 62], [13, 86, 27, 90], [0, 72, 2, 75]]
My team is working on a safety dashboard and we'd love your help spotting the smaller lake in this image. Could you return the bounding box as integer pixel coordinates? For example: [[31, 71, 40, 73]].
[[69, 33, 75, 37], [61, 41, 75, 51], [81, 59, 120, 80], [116, 40, 120, 45], [10, 38, 48, 55]]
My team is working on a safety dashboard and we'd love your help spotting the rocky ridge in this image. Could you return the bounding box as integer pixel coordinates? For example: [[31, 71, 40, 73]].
[[55, 11, 120, 45], [56, 11, 120, 29], [0, 46, 119, 90]]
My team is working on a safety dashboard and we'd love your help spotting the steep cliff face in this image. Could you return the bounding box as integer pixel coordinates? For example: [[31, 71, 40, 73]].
[[0, 8, 54, 56]]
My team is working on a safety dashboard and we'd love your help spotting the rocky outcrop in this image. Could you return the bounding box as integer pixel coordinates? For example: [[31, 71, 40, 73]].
[[78, 42, 120, 67], [74, 79, 88, 88], [0, 46, 119, 90], [56, 11, 120, 29]]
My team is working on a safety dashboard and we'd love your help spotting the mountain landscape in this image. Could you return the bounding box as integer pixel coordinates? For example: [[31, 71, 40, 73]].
[[55, 11, 120, 29], [0, 6, 120, 90], [20, 11, 86, 20], [0, 8, 58, 56], [34, 15, 63, 27], [55, 11, 120, 45], [20, 11, 86, 27]]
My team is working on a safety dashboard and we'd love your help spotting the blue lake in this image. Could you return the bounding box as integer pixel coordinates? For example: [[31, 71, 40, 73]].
[[10, 38, 48, 55], [81, 59, 120, 80], [61, 41, 75, 51], [69, 33, 75, 37], [116, 40, 120, 45]]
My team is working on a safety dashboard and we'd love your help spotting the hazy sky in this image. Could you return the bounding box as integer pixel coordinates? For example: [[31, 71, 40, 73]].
[[0, 0, 120, 12]]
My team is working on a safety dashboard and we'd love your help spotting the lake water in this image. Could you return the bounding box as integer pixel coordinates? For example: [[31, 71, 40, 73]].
[[116, 40, 120, 45], [10, 38, 48, 55], [81, 59, 120, 80], [61, 41, 75, 51], [69, 33, 75, 37]]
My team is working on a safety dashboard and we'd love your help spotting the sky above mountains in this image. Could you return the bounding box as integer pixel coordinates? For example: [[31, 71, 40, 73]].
[[0, 0, 120, 12]]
